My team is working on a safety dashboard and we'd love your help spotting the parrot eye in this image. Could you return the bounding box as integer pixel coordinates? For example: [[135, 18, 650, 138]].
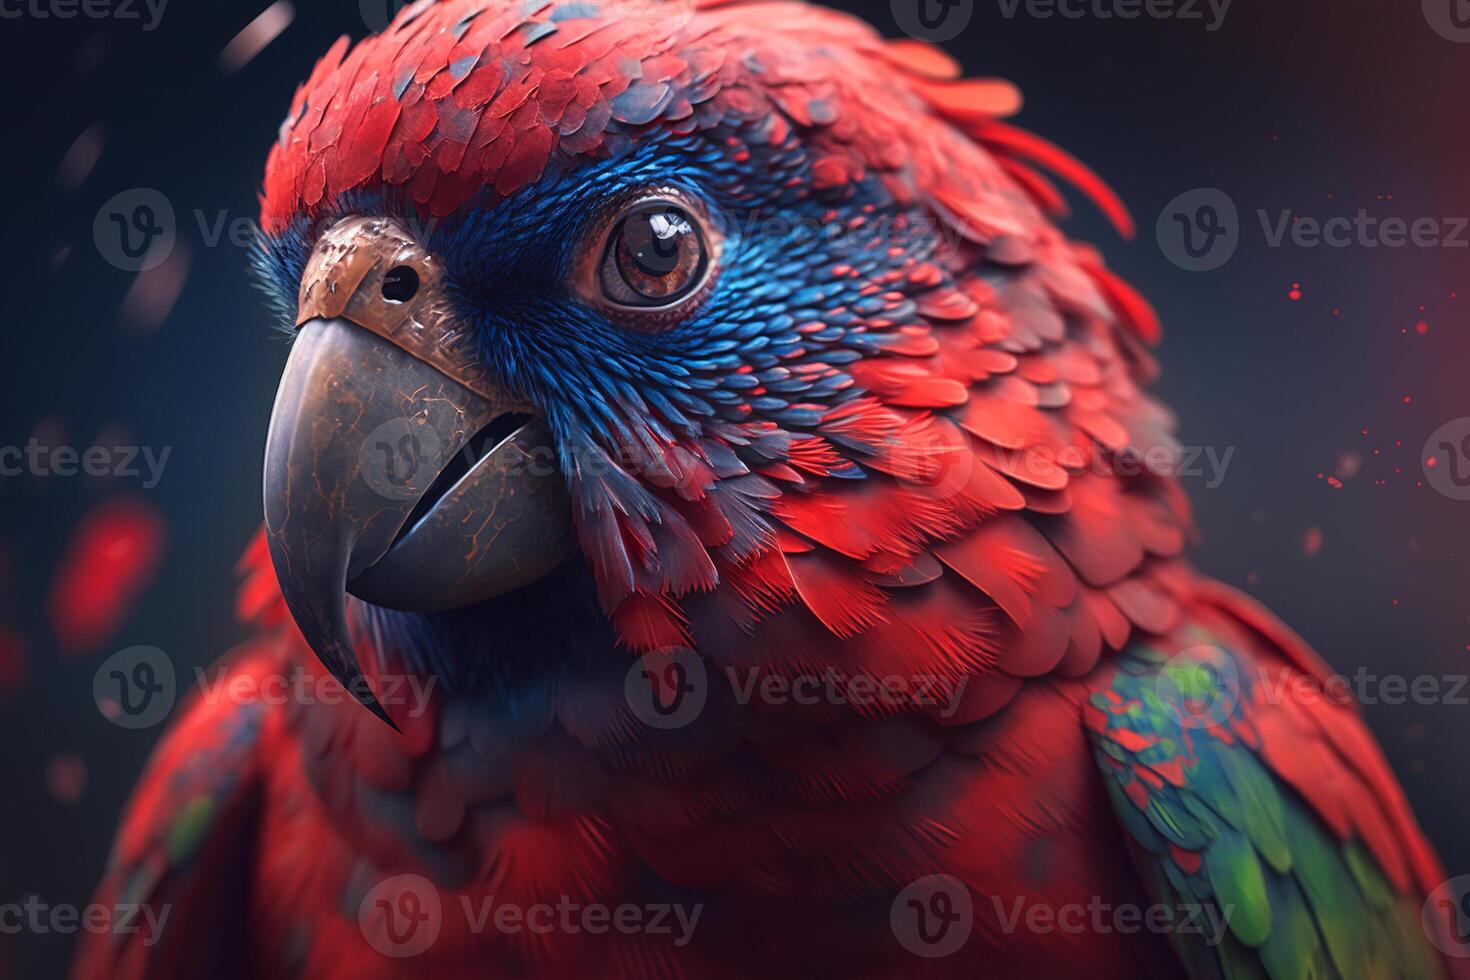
[[600, 203, 708, 307], [579, 191, 719, 322]]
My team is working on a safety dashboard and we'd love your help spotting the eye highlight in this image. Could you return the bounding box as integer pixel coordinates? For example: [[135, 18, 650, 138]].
[[578, 190, 719, 323]]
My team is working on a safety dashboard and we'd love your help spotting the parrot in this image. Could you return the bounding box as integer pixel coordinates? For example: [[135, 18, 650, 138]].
[[74, 0, 1465, 976]]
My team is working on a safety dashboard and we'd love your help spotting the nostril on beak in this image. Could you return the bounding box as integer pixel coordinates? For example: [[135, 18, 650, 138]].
[[381, 265, 420, 303]]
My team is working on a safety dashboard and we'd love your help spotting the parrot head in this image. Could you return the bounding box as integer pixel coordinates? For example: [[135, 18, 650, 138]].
[[254, 0, 1158, 725]]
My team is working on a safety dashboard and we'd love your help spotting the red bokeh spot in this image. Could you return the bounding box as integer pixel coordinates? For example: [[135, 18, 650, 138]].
[[48, 496, 166, 656], [0, 627, 26, 697], [46, 753, 87, 804]]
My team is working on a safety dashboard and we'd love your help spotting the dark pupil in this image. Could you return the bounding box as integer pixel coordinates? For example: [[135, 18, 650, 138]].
[[624, 212, 686, 278]]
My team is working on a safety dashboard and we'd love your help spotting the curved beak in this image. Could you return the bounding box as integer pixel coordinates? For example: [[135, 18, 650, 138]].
[[262, 217, 573, 726]]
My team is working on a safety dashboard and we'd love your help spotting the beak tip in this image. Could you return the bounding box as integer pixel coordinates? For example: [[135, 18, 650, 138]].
[[365, 698, 402, 732]]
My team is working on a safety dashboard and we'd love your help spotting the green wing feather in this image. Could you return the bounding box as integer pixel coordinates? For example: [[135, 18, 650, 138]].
[[1085, 638, 1445, 980]]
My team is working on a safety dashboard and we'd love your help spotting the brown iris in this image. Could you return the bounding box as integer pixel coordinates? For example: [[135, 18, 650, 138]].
[[598, 202, 708, 308]]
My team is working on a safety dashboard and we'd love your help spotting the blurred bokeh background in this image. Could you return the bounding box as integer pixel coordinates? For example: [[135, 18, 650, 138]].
[[3, 0, 1469, 974]]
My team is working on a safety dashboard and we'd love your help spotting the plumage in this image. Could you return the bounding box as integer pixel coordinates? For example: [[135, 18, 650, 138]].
[[78, 0, 1460, 977]]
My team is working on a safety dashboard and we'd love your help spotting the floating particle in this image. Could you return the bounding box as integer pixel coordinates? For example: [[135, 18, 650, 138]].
[[120, 243, 191, 334], [1287, 282, 1303, 301], [1336, 452, 1362, 480], [46, 754, 87, 804], [1303, 526, 1323, 556], [220, 1, 295, 74], [1401, 395, 1412, 405], [48, 496, 166, 655], [32, 415, 67, 449], [90, 423, 136, 479], [1326, 476, 1343, 489], [0, 628, 25, 697], [1415, 320, 1429, 335], [56, 123, 104, 189], [73, 31, 109, 73]]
